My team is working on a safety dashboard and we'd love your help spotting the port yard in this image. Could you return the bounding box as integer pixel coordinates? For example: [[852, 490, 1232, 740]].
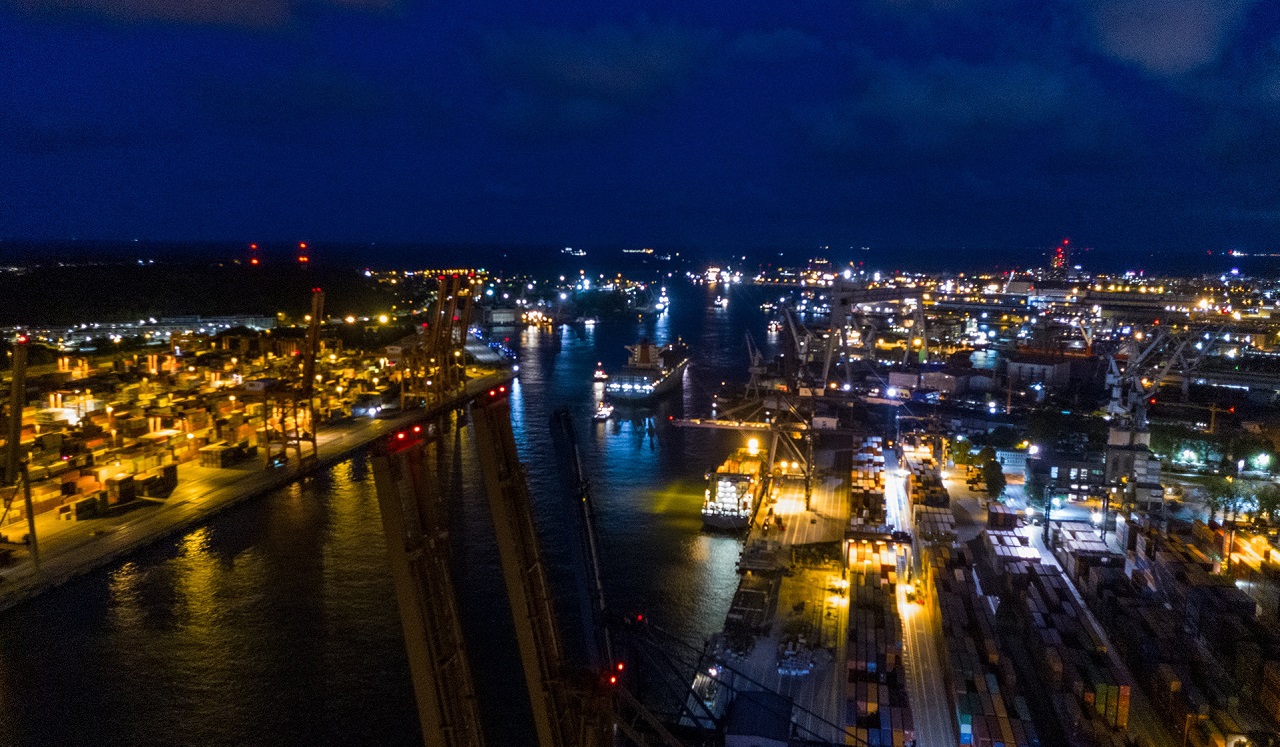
[[701, 444, 853, 742], [0, 343, 509, 611]]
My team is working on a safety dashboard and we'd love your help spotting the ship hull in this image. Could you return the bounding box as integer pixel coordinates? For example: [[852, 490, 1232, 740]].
[[605, 359, 688, 400], [701, 512, 752, 531]]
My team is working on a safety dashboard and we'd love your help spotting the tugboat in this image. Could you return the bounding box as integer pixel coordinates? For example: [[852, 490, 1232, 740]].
[[604, 339, 689, 400], [593, 362, 609, 381], [593, 401, 614, 421]]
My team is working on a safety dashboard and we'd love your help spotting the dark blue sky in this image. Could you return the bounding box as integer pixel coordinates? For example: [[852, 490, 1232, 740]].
[[3, 0, 1280, 255]]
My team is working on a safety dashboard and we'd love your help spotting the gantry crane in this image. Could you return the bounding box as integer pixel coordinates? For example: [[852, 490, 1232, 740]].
[[401, 275, 475, 411], [262, 288, 324, 468], [1, 335, 38, 561], [372, 388, 685, 746], [1105, 325, 1225, 430]]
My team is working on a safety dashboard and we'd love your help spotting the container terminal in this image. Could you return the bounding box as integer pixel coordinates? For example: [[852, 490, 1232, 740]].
[[8, 257, 1280, 746]]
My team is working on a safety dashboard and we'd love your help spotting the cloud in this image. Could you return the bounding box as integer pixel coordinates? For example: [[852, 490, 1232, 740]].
[[729, 29, 822, 59], [484, 22, 717, 136], [0, 113, 146, 154], [6, 0, 394, 27], [1087, 0, 1257, 76], [802, 55, 1090, 162], [192, 66, 394, 134]]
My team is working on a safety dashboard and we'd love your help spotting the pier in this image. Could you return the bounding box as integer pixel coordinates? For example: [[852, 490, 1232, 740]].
[[0, 345, 512, 613]]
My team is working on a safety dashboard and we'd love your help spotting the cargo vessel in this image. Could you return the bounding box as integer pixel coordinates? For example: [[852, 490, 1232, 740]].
[[604, 339, 688, 400], [702, 448, 765, 530]]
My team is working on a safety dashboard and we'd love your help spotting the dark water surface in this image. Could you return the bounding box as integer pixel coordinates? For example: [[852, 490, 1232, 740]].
[[0, 281, 783, 746]]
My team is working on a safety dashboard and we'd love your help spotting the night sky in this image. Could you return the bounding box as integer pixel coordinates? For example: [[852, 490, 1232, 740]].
[[4, 0, 1280, 255]]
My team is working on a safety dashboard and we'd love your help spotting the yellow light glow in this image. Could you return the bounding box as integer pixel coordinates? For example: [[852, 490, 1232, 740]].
[[378, 315, 389, 324], [747, 437, 760, 455]]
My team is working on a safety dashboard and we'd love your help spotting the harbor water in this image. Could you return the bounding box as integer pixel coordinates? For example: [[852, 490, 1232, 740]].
[[0, 281, 781, 745]]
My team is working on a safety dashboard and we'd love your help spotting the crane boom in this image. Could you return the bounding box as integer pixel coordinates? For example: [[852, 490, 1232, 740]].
[[300, 288, 325, 398], [371, 429, 486, 747], [472, 390, 576, 747], [551, 409, 612, 671]]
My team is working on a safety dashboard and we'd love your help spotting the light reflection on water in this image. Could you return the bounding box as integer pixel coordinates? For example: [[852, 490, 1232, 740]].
[[0, 281, 768, 745]]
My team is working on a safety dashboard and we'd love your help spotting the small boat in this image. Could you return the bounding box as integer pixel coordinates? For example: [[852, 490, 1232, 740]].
[[593, 402, 614, 421], [593, 363, 609, 381], [714, 296, 728, 308]]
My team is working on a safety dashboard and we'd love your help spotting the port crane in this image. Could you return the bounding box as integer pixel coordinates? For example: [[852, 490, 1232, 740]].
[[259, 288, 325, 468], [372, 391, 688, 745], [1104, 325, 1225, 430], [1, 335, 38, 562], [371, 278, 680, 746], [400, 274, 475, 411]]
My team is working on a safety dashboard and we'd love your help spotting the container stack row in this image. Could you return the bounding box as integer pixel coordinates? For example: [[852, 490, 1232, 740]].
[[1006, 561, 1132, 745], [986, 504, 1019, 530], [930, 544, 1041, 747], [912, 505, 956, 544], [981, 529, 1040, 566], [903, 453, 949, 509], [845, 540, 914, 747], [851, 436, 886, 528], [1093, 521, 1277, 745]]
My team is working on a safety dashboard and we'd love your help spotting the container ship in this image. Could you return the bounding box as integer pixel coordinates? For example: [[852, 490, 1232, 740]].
[[702, 448, 765, 530], [603, 339, 689, 400]]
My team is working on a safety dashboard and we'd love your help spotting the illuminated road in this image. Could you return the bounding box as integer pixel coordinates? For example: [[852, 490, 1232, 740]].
[[885, 452, 953, 747], [898, 581, 953, 747]]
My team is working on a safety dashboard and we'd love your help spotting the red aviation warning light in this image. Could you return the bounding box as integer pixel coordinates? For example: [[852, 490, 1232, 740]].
[[1052, 240, 1068, 271]]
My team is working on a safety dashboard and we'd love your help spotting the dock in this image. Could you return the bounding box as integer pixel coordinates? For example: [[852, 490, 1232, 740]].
[[692, 443, 854, 743], [0, 349, 512, 613]]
